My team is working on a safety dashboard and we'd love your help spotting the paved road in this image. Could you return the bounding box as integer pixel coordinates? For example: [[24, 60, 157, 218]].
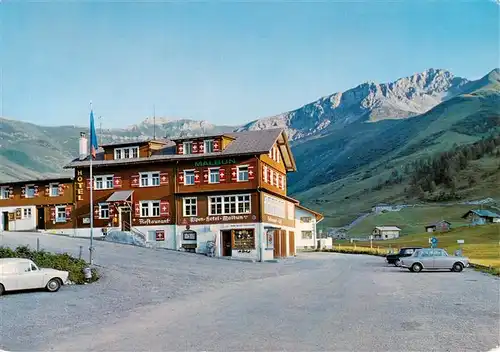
[[1, 232, 499, 352]]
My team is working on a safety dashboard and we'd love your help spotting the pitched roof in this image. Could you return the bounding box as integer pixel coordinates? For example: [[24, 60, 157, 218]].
[[374, 226, 401, 231], [0, 175, 73, 186], [295, 204, 324, 222], [463, 209, 500, 219], [64, 128, 296, 171], [425, 220, 451, 228]]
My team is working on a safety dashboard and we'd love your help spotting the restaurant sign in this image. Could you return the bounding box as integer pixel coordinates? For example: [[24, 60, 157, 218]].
[[194, 158, 236, 167], [137, 218, 170, 225]]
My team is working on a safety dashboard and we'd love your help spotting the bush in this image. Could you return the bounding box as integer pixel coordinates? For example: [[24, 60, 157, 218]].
[[0, 245, 99, 284]]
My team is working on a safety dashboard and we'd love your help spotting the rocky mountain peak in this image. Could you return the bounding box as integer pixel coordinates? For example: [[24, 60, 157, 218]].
[[238, 68, 470, 139]]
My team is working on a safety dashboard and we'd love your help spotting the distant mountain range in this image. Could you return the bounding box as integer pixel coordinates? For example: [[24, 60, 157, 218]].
[[1, 68, 499, 226]]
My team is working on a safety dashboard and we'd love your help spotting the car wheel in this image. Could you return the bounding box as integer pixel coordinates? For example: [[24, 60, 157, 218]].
[[46, 278, 62, 292], [452, 262, 464, 273], [0, 283, 4, 296], [411, 263, 423, 273], [394, 259, 401, 267]]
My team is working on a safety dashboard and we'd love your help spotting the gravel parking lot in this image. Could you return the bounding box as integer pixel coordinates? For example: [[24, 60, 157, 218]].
[[1, 231, 499, 352]]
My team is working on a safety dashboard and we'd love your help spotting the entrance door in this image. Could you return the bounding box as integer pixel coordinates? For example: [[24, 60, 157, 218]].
[[37, 207, 45, 230], [289, 231, 295, 256], [2, 212, 9, 231], [121, 208, 131, 231], [280, 230, 287, 257], [273, 230, 281, 257], [221, 230, 232, 256]]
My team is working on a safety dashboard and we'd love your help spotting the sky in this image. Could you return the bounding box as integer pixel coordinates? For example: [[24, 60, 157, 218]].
[[1, 0, 499, 128]]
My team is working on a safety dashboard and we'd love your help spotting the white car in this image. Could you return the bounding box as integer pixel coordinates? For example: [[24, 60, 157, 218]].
[[0, 258, 69, 295]]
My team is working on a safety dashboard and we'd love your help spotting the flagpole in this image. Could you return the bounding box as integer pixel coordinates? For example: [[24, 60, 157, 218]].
[[89, 103, 95, 265]]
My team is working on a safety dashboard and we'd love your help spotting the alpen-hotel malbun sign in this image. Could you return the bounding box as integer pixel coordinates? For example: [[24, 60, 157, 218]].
[[194, 158, 237, 167]]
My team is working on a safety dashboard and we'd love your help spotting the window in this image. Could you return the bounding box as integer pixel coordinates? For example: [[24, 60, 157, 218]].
[[287, 203, 294, 220], [204, 140, 214, 153], [151, 201, 160, 217], [23, 208, 32, 219], [0, 187, 9, 200], [25, 185, 35, 198], [114, 146, 139, 160], [30, 263, 38, 271], [139, 201, 161, 218], [208, 194, 251, 215], [140, 172, 160, 187], [94, 175, 114, 190], [99, 204, 109, 219], [237, 166, 249, 182], [209, 196, 223, 215], [183, 197, 197, 216], [183, 142, 193, 155], [270, 170, 274, 186], [300, 217, 312, 223], [209, 168, 220, 184], [56, 206, 66, 222], [50, 183, 59, 197], [302, 231, 313, 239], [184, 170, 195, 185]]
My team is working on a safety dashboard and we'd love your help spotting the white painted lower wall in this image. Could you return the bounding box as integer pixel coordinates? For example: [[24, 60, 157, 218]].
[[0, 206, 36, 232]]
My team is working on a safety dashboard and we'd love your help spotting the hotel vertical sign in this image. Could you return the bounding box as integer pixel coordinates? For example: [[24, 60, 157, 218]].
[[75, 169, 85, 201]]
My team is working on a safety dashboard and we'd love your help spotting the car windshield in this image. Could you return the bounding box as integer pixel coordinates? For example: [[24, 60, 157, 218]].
[[412, 250, 422, 257]]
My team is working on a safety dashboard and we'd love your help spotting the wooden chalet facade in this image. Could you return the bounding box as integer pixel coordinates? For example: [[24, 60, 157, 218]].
[[0, 177, 74, 232], [0, 129, 323, 262]]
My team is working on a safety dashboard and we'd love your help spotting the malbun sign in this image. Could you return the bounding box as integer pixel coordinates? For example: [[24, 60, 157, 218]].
[[194, 158, 236, 167]]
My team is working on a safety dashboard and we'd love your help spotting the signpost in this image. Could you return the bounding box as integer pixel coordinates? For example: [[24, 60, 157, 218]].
[[455, 239, 464, 256], [430, 237, 438, 248]]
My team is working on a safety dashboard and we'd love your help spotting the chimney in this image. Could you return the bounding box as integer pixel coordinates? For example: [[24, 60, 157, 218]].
[[79, 132, 88, 160]]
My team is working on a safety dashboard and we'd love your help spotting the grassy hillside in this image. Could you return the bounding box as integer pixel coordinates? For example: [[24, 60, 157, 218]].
[[347, 204, 475, 237], [292, 70, 500, 228], [343, 224, 500, 272]]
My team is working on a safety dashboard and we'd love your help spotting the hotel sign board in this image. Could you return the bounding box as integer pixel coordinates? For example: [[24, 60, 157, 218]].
[[75, 170, 85, 201]]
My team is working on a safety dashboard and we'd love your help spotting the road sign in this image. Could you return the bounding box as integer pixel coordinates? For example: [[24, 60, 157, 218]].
[[430, 237, 438, 248]]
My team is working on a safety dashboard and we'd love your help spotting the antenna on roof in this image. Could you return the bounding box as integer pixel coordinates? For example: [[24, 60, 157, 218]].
[[153, 105, 156, 140]]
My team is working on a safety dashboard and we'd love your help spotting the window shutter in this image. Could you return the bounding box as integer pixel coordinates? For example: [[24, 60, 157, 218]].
[[113, 176, 122, 189], [134, 202, 141, 217], [248, 165, 255, 180], [160, 200, 170, 217], [199, 141, 205, 153], [20, 186, 26, 198], [194, 170, 200, 184], [130, 174, 139, 188], [231, 166, 238, 182], [58, 184, 65, 196], [273, 172, 277, 186], [213, 139, 220, 152], [203, 168, 209, 183], [86, 179, 92, 190], [65, 205, 72, 220], [9, 187, 14, 199], [192, 142, 199, 153], [267, 168, 272, 185], [177, 143, 184, 155], [283, 175, 286, 190], [34, 185, 39, 197], [219, 167, 226, 182], [160, 172, 169, 185], [50, 207, 56, 221], [263, 166, 268, 183], [278, 174, 283, 189], [178, 171, 184, 185], [93, 205, 99, 219]]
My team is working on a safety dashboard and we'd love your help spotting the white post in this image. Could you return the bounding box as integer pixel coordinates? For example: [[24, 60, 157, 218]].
[[89, 151, 94, 265]]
